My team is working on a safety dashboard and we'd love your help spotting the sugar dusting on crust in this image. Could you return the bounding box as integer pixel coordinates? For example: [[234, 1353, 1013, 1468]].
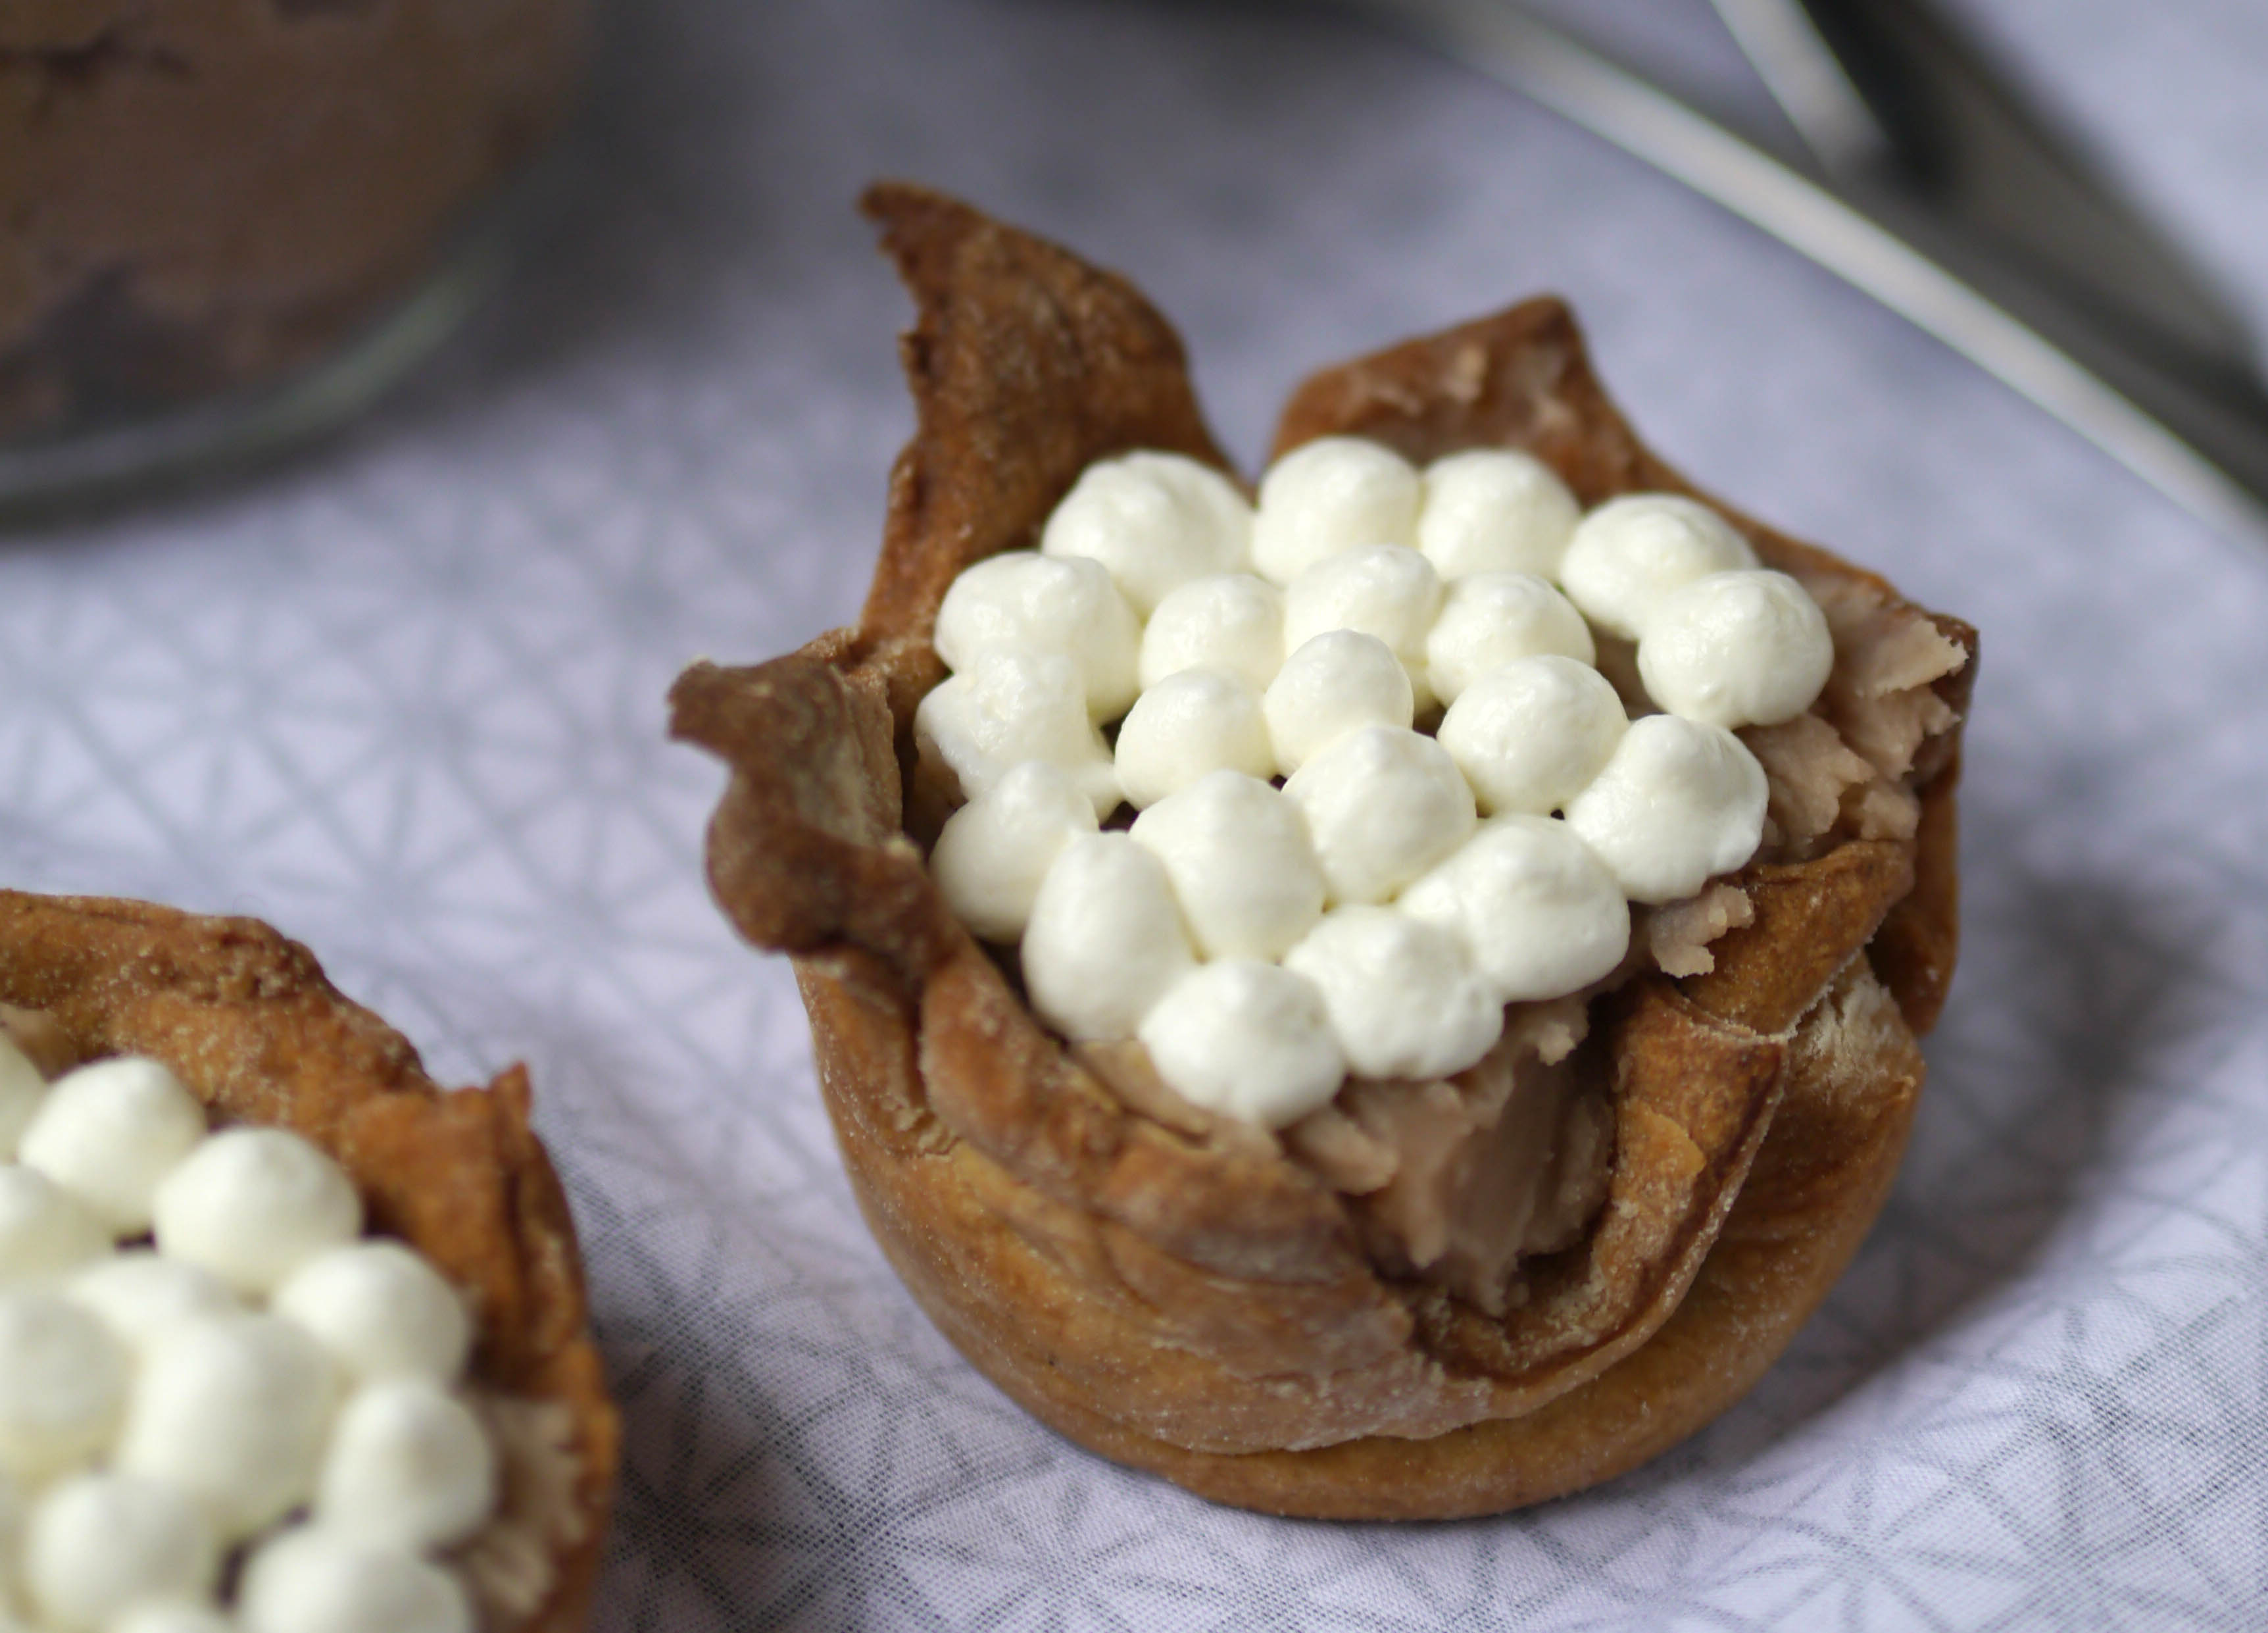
[[456, 1390, 585, 1631], [1444, 342, 1489, 405], [1793, 955, 1912, 1084]]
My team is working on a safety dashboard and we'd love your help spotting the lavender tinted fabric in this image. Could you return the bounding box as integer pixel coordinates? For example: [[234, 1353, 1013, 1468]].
[[3, 1, 2265, 1625]]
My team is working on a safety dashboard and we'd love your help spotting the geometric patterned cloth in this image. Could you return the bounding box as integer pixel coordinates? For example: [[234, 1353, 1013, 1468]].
[[5, 1, 2265, 1624]]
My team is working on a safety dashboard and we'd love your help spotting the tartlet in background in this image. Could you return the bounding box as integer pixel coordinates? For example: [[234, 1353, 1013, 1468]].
[[0, 889, 617, 1627]]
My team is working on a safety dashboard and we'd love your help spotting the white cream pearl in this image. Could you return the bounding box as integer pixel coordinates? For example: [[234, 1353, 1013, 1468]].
[[913, 648, 1120, 819], [928, 761, 1100, 944], [1564, 714, 1770, 903], [1416, 448, 1582, 580], [917, 449, 1852, 1132], [1283, 907, 1502, 1082], [153, 1128, 364, 1297], [1139, 572, 1284, 693], [273, 1242, 474, 1387], [1436, 655, 1629, 816], [1283, 726, 1475, 906], [1252, 437, 1421, 585], [1558, 493, 1759, 640], [23, 1472, 219, 1633], [237, 1526, 472, 1633], [1262, 630, 1414, 774], [932, 550, 1141, 720], [1128, 771, 1325, 961], [1040, 451, 1253, 616], [1113, 668, 1273, 810], [316, 1380, 497, 1551], [0, 1168, 108, 1289], [116, 1313, 339, 1539], [18, 1056, 207, 1236], [0, 1035, 44, 1160], [1022, 836, 1196, 1043], [1281, 545, 1444, 708], [0, 1292, 127, 1482], [1423, 572, 1596, 705], [66, 1251, 239, 1353], [1398, 816, 1633, 1001], [1137, 961, 1346, 1128], [1637, 568, 1835, 728]]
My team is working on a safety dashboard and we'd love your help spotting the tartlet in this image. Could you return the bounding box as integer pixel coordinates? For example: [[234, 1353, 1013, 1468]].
[[0, 888, 618, 1626], [670, 185, 1975, 1518]]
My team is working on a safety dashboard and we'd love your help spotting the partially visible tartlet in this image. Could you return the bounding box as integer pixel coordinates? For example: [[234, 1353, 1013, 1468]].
[[0, 889, 617, 1628], [670, 185, 1975, 1517]]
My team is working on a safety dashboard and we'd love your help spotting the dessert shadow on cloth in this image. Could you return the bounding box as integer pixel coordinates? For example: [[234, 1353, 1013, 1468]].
[[0, 888, 620, 1631], [668, 183, 1976, 1519]]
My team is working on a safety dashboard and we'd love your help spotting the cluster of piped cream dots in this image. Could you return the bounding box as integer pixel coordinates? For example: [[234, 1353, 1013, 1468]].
[[920, 438, 1835, 1129], [0, 1037, 496, 1633]]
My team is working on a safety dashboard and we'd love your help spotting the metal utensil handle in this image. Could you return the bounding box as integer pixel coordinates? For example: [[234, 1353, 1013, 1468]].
[[1346, 0, 2268, 543]]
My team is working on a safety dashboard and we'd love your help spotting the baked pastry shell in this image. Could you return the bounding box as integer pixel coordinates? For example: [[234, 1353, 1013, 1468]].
[[0, 888, 618, 1628], [670, 185, 1976, 1518]]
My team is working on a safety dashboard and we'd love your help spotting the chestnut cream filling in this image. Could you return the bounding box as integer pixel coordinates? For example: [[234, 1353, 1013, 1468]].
[[1055, 583, 1965, 1316]]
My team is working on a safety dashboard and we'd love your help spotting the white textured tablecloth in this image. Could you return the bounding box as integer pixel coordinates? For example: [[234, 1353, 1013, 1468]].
[[5, 1, 2268, 1626]]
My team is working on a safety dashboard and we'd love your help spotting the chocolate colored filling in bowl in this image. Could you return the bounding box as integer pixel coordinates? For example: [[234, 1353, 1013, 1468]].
[[669, 185, 1977, 1519], [0, 0, 586, 440]]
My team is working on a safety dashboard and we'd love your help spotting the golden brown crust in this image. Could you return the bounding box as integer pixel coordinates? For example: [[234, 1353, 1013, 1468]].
[[927, 961, 1925, 1518], [1273, 297, 1672, 507], [0, 890, 616, 1631], [855, 182, 1235, 655], [671, 184, 1976, 1516], [1680, 842, 1915, 1036], [1869, 747, 1965, 1034]]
